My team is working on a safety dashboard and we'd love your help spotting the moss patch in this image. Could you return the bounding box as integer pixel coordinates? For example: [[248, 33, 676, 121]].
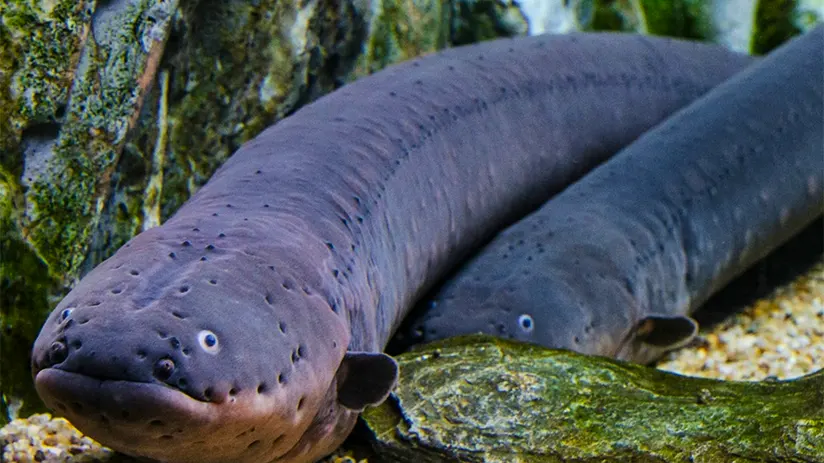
[[0, 0, 90, 158], [590, 0, 713, 37], [750, 0, 824, 54], [451, 0, 527, 46], [0, 182, 58, 425], [353, 0, 449, 78]]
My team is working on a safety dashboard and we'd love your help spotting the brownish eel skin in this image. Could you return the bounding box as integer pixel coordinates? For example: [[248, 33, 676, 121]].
[[32, 32, 754, 462]]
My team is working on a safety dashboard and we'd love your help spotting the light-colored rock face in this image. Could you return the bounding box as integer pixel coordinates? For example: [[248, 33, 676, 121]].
[[518, 0, 584, 34]]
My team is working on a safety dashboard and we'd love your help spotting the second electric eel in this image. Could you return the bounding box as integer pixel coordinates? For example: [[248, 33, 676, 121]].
[[405, 26, 824, 364]]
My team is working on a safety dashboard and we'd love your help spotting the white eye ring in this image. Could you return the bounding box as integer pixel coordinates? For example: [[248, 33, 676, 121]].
[[518, 314, 534, 333], [59, 308, 74, 323], [198, 330, 220, 354]]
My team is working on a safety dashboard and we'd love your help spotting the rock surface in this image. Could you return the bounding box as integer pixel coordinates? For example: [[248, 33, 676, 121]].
[[361, 334, 824, 462]]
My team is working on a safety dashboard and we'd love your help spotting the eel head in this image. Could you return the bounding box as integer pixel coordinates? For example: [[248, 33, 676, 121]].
[[31, 227, 397, 462]]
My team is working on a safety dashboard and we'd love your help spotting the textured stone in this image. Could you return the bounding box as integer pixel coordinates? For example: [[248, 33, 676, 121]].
[[361, 335, 824, 462]]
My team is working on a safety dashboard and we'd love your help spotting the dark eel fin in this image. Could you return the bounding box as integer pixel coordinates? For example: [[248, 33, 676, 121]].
[[336, 352, 399, 411], [634, 315, 698, 349]]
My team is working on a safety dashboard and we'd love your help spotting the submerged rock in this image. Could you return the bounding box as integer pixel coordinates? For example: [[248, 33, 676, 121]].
[[362, 334, 824, 462]]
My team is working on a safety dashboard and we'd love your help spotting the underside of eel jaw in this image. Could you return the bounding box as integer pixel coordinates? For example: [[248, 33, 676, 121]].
[[34, 368, 317, 462]]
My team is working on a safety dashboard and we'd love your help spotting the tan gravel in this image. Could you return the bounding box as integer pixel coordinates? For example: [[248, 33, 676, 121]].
[[0, 414, 114, 462], [656, 259, 824, 381]]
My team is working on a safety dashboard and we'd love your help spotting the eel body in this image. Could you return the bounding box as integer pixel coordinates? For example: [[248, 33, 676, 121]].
[[31, 33, 755, 463], [403, 26, 824, 364]]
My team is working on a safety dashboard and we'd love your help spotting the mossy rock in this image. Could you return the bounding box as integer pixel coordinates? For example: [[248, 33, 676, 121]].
[[362, 335, 824, 462]]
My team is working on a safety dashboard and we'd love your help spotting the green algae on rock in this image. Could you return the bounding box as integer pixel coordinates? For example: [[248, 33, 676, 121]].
[[0, 0, 90, 157], [1, 0, 179, 424], [152, 0, 369, 224], [362, 335, 824, 462], [451, 0, 527, 46], [352, 0, 450, 78], [14, 0, 179, 280], [752, 0, 824, 54], [0, 0, 95, 338], [588, 0, 734, 45]]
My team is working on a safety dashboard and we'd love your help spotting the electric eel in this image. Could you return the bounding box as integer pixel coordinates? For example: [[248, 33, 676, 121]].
[[404, 26, 824, 364], [31, 32, 763, 463]]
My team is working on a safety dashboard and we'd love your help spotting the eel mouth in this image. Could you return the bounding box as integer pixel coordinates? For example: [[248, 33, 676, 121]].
[[35, 368, 301, 462], [35, 368, 216, 454]]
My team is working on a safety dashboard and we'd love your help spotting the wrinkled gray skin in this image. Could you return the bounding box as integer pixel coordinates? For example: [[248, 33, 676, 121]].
[[403, 26, 824, 364], [31, 33, 755, 463]]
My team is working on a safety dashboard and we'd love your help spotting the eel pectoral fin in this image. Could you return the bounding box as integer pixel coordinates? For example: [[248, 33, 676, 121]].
[[635, 315, 699, 349], [335, 352, 399, 411]]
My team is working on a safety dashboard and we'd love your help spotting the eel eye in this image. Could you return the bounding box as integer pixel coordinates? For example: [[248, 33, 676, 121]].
[[518, 314, 534, 333], [198, 330, 220, 354], [59, 308, 73, 322]]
